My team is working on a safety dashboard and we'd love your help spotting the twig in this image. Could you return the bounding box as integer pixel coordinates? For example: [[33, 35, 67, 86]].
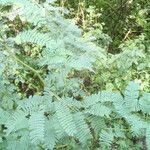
[[123, 29, 132, 41], [3, 44, 63, 101]]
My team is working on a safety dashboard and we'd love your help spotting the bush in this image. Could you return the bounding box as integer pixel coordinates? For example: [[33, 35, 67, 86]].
[[0, 0, 149, 150]]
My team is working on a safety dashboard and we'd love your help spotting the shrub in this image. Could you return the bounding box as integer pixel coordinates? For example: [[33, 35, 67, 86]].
[[0, 0, 149, 150]]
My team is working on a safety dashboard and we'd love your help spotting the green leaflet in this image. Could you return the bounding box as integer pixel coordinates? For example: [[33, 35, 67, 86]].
[[55, 102, 77, 136], [0, 0, 150, 149], [86, 103, 111, 117], [29, 111, 45, 144], [14, 30, 53, 47], [124, 81, 140, 112], [73, 112, 92, 143], [44, 119, 57, 150], [139, 93, 150, 114], [6, 110, 28, 135], [146, 127, 150, 150], [99, 129, 114, 147]]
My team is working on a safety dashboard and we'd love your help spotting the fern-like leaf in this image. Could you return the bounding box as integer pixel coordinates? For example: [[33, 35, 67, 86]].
[[124, 81, 140, 112], [6, 110, 28, 135], [146, 127, 150, 150], [44, 119, 57, 150], [18, 96, 44, 113], [139, 93, 150, 114], [73, 112, 92, 143], [84, 92, 101, 108], [0, 108, 10, 124], [89, 116, 107, 137], [55, 101, 77, 136], [86, 103, 111, 117], [99, 128, 114, 147], [29, 111, 45, 144], [14, 30, 53, 48]]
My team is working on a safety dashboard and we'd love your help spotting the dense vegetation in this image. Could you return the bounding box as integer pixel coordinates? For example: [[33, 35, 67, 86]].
[[0, 0, 149, 150]]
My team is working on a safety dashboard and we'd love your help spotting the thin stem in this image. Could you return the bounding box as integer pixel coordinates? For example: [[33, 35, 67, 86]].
[[55, 144, 68, 149], [13, 55, 45, 86], [3, 44, 63, 101], [49, 91, 62, 101], [4, 44, 45, 87]]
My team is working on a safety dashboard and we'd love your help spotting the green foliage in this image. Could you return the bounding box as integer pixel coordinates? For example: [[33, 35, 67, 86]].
[[90, 35, 150, 93], [60, 0, 150, 51], [1, 75, 150, 149], [59, 1, 149, 93], [0, 0, 149, 150]]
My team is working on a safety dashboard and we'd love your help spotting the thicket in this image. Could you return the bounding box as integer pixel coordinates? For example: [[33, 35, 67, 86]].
[[58, 0, 150, 93], [0, 0, 149, 150]]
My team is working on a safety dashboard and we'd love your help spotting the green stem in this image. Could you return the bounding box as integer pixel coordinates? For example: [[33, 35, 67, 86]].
[[55, 144, 68, 149], [13, 55, 45, 86], [14, 55, 62, 100], [19, 72, 38, 90], [4, 44, 63, 101], [49, 91, 62, 101], [4, 44, 45, 87]]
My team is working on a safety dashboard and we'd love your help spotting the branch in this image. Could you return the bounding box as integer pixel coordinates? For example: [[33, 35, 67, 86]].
[[4, 44, 45, 87]]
